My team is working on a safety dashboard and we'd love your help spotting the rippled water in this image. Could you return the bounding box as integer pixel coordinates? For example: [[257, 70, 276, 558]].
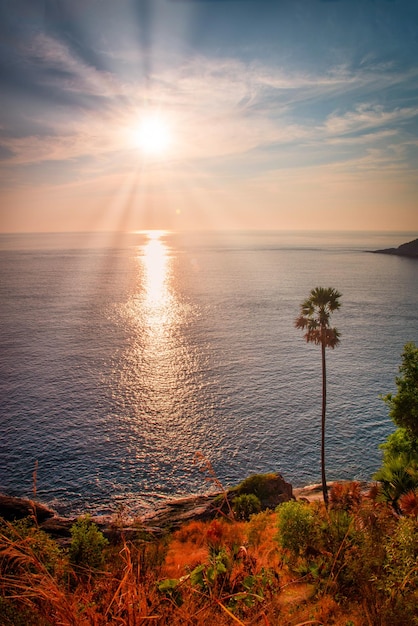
[[0, 230, 417, 516]]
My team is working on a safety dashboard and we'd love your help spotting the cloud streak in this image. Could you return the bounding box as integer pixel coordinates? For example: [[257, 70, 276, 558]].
[[2, 37, 418, 180]]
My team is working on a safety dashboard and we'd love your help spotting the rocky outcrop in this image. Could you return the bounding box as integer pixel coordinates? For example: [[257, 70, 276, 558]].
[[230, 472, 293, 508], [139, 473, 294, 534], [0, 473, 294, 540], [0, 494, 55, 523], [372, 238, 418, 258]]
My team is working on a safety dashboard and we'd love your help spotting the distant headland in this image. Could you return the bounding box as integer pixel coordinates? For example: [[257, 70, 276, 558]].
[[372, 237, 418, 258]]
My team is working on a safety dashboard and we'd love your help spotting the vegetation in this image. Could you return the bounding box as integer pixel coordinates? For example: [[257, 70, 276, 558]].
[[374, 342, 418, 511], [3, 337, 418, 624], [232, 494, 261, 520], [1, 482, 417, 625], [382, 342, 418, 438], [69, 515, 109, 573], [295, 286, 342, 506]]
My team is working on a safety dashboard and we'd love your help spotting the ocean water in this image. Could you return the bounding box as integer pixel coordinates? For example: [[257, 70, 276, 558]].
[[0, 230, 417, 517]]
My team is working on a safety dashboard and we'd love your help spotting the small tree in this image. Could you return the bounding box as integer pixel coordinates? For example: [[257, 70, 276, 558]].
[[383, 342, 418, 438], [375, 343, 418, 510], [69, 516, 108, 573], [295, 287, 342, 506], [276, 501, 315, 557]]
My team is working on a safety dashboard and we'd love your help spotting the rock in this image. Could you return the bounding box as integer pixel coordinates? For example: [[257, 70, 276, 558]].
[[231, 472, 294, 508], [372, 238, 418, 258], [39, 516, 76, 538], [0, 473, 295, 540], [0, 493, 55, 523], [138, 493, 222, 532], [136, 473, 294, 533]]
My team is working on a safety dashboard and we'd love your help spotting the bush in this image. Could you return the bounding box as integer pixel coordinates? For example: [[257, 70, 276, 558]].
[[374, 455, 418, 511], [0, 518, 63, 577], [383, 342, 418, 438], [247, 510, 274, 548], [233, 494, 261, 521], [329, 481, 362, 512], [383, 516, 418, 593], [69, 515, 108, 572], [276, 500, 315, 557]]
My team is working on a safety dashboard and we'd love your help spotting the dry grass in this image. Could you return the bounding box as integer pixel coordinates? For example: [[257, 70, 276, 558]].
[[1, 484, 418, 626]]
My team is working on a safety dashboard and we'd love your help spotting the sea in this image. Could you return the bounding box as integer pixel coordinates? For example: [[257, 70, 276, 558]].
[[0, 230, 417, 517]]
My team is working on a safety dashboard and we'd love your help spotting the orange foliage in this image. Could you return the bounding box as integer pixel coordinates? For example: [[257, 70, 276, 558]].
[[163, 518, 248, 577], [330, 481, 362, 511], [163, 542, 208, 577], [173, 519, 208, 546], [399, 488, 418, 516]]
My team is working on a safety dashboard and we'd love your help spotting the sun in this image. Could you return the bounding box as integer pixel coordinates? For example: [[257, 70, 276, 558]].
[[132, 113, 171, 157]]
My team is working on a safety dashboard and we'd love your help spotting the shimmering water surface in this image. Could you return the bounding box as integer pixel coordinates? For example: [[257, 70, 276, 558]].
[[1, 230, 417, 516]]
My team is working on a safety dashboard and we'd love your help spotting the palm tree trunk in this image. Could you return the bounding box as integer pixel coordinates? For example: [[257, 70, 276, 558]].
[[321, 336, 329, 507]]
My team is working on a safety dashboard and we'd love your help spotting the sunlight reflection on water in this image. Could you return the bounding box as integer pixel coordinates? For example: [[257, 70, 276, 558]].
[[1, 230, 417, 516], [118, 231, 202, 462], [122, 231, 183, 411]]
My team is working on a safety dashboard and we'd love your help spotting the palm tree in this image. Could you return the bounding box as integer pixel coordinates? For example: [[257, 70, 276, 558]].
[[295, 287, 342, 506]]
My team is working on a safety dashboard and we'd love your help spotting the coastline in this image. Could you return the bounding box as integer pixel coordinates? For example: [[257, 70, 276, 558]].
[[0, 479, 374, 542]]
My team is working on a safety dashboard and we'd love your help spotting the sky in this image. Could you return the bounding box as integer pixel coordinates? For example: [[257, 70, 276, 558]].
[[1, 0, 418, 233]]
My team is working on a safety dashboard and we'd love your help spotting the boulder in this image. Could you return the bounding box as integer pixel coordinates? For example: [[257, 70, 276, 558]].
[[230, 472, 294, 509]]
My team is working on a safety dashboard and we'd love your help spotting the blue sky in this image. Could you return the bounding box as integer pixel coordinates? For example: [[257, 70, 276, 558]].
[[1, 0, 418, 232]]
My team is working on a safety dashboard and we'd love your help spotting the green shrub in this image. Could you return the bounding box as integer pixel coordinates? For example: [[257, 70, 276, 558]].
[[276, 500, 315, 557], [382, 342, 418, 439], [383, 516, 418, 592], [69, 515, 108, 572], [233, 494, 261, 521], [0, 518, 63, 577], [190, 548, 231, 593], [158, 578, 183, 606], [374, 455, 418, 511]]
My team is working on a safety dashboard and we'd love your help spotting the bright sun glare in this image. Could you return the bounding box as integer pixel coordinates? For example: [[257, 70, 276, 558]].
[[132, 114, 171, 156]]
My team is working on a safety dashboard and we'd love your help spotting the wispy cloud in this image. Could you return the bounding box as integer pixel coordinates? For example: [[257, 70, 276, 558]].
[[2, 33, 418, 190], [323, 104, 418, 137]]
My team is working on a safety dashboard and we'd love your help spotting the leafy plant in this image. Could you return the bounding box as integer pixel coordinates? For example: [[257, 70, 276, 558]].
[[374, 455, 418, 512], [383, 342, 418, 438], [232, 494, 261, 521], [69, 515, 108, 572], [383, 516, 418, 593], [329, 481, 362, 512], [190, 548, 231, 594], [0, 517, 62, 577], [375, 344, 418, 511], [276, 500, 315, 557], [157, 577, 183, 606]]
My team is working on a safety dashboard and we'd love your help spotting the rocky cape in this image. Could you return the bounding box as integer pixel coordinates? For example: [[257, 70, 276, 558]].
[[372, 237, 418, 258]]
